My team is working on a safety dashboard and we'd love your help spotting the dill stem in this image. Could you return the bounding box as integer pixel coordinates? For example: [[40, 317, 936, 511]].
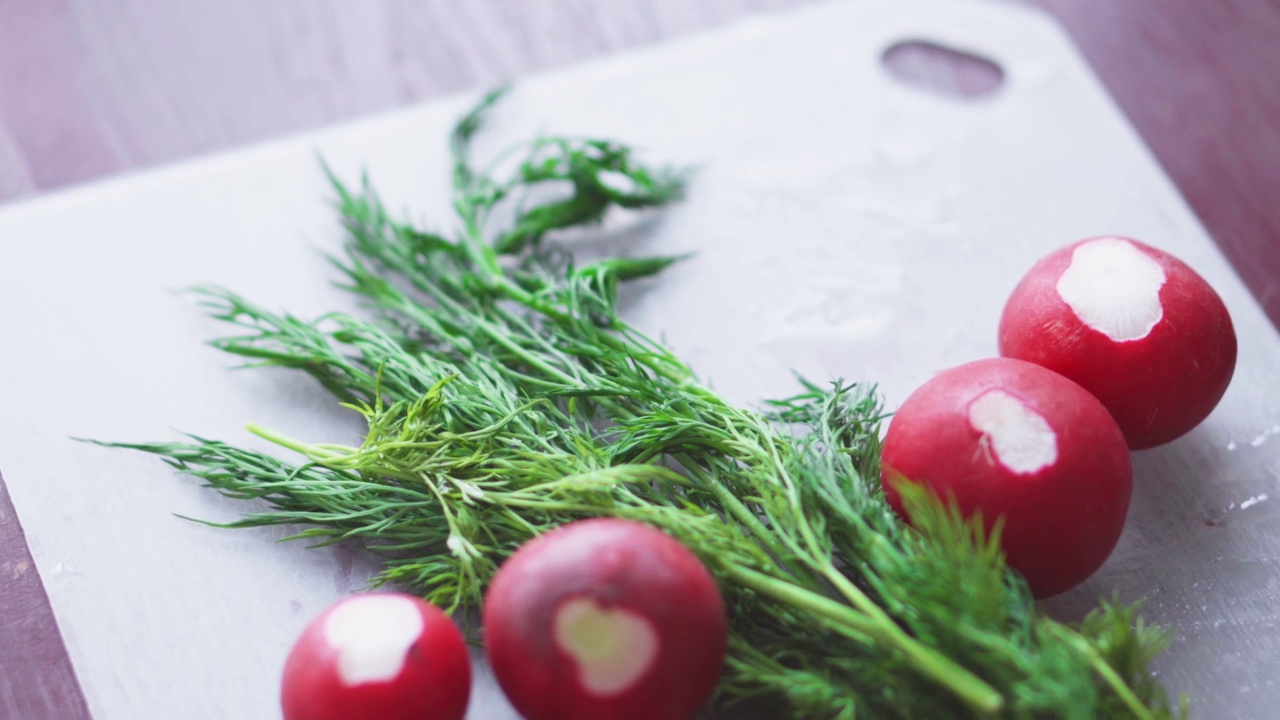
[[400, 284, 587, 390], [687, 432, 1004, 717], [412, 207, 695, 391], [468, 261, 695, 388], [460, 214, 503, 285], [729, 565, 880, 648], [1047, 622, 1158, 720], [738, 565, 1004, 716], [677, 458, 821, 588], [248, 424, 341, 462], [823, 566, 901, 629], [726, 565, 1003, 717]]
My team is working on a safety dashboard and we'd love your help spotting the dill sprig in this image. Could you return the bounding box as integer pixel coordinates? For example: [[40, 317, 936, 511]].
[[103, 88, 1182, 719]]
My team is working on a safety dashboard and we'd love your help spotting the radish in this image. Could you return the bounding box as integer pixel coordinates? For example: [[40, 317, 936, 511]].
[[483, 518, 727, 720], [880, 357, 1132, 598], [998, 236, 1236, 449], [280, 592, 471, 720]]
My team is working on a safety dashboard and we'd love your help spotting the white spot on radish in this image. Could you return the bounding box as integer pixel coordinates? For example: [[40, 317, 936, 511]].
[[324, 595, 424, 686], [553, 597, 659, 696], [1056, 237, 1166, 341], [968, 390, 1058, 474]]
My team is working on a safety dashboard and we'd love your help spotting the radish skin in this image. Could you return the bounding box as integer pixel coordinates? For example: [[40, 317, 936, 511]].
[[281, 593, 471, 720], [999, 237, 1236, 449], [483, 518, 727, 720], [881, 358, 1133, 598]]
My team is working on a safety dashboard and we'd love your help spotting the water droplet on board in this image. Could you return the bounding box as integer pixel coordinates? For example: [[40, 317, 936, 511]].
[[1240, 494, 1270, 510], [1203, 494, 1272, 526], [1251, 425, 1280, 448]]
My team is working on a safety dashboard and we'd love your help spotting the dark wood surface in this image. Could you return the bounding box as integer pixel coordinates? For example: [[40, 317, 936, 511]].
[[1, 1, 1276, 717], [0, 476, 91, 720]]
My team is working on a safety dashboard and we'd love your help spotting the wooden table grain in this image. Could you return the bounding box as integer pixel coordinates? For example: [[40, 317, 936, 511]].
[[1, 1, 1277, 718]]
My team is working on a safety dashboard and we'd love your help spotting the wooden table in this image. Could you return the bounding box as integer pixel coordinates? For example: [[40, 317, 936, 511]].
[[1, 1, 1277, 717]]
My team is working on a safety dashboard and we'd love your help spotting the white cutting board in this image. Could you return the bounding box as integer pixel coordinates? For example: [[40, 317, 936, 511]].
[[2, 0, 1278, 717]]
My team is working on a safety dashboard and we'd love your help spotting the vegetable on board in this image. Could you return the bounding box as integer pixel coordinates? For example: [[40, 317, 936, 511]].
[[483, 518, 727, 720], [280, 592, 472, 720], [103, 89, 1186, 719], [998, 236, 1237, 449], [880, 357, 1133, 598]]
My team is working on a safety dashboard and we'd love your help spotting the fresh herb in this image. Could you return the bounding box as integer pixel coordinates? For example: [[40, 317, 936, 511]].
[[104, 89, 1182, 719]]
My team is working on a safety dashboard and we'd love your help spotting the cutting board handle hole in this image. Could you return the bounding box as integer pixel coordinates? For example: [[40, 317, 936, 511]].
[[881, 40, 1004, 100]]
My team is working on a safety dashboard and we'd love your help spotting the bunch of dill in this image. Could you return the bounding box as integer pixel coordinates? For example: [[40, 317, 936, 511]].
[[107, 89, 1182, 719]]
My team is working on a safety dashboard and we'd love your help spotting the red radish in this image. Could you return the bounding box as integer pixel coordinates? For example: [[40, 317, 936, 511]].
[[281, 592, 471, 720], [483, 518, 727, 720], [998, 236, 1236, 449], [880, 357, 1132, 598]]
